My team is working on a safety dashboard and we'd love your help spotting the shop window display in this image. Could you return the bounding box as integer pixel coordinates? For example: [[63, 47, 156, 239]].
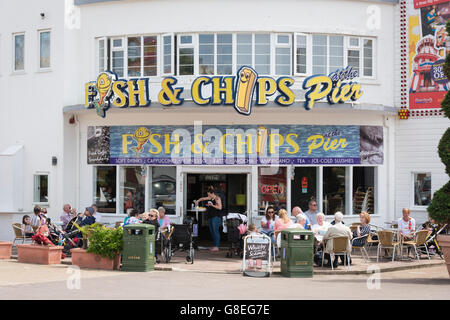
[[258, 166, 287, 215], [323, 167, 345, 215], [353, 167, 375, 214], [290, 167, 317, 212], [414, 173, 431, 206], [94, 166, 117, 213], [150, 167, 176, 215]]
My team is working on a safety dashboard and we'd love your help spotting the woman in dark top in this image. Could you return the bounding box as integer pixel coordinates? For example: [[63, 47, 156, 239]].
[[351, 211, 371, 247], [195, 186, 223, 252]]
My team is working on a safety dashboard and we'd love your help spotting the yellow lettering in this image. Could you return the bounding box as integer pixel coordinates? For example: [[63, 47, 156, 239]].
[[276, 78, 295, 105], [220, 133, 233, 154], [257, 78, 277, 105], [127, 79, 149, 107], [306, 134, 324, 155], [236, 134, 253, 154], [303, 76, 332, 110], [269, 134, 284, 154], [122, 134, 133, 154], [285, 133, 299, 154], [191, 77, 211, 105], [212, 77, 234, 104], [329, 81, 341, 104], [339, 83, 352, 102], [164, 134, 180, 154], [148, 134, 162, 154], [111, 81, 127, 107], [338, 138, 348, 148]]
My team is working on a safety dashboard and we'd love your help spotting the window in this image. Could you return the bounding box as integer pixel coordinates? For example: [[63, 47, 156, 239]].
[[97, 37, 108, 73], [150, 167, 176, 215], [323, 167, 346, 215], [275, 34, 291, 75], [94, 166, 117, 213], [363, 39, 373, 77], [178, 35, 194, 75], [313, 35, 344, 74], [353, 167, 375, 214], [295, 34, 307, 75], [33, 174, 48, 203], [255, 34, 271, 75], [414, 173, 431, 206], [162, 34, 174, 75], [39, 30, 51, 69], [120, 166, 146, 214], [199, 34, 214, 75], [127, 36, 157, 77], [258, 167, 287, 215], [216, 34, 232, 75], [236, 33, 252, 72], [111, 38, 125, 77], [13, 33, 25, 71], [291, 167, 317, 211]]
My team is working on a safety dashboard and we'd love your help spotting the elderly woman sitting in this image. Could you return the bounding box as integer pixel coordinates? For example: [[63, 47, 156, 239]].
[[312, 212, 330, 241], [289, 213, 307, 229], [351, 211, 371, 247]]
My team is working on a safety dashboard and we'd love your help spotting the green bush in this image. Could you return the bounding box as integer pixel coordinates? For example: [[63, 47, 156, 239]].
[[438, 128, 450, 175], [81, 224, 123, 259], [427, 181, 450, 224], [442, 92, 450, 119]]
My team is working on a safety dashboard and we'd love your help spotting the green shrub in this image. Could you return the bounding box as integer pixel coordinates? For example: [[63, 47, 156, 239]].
[[442, 92, 450, 119], [427, 181, 450, 224], [81, 224, 123, 259], [438, 128, 450, 175]]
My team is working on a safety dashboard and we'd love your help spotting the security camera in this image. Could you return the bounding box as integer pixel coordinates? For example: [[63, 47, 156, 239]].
[[40, 12, 45, 19]]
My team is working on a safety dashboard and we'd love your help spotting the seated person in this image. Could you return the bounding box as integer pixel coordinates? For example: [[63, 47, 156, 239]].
[[21, 215, 35, 237], [158, 206, 171, 230], [247, 223, 260, 236], [274, 209, 293, 248], [321, 212, 352, 264], [351, 211, 371, 247], [260, 206, 277, 237], [289, 213, 307, 229], [124, 209, 141, 225], [79, 207, 96, 227], [142, 209, 160, 262], [291, 206, 311, 230], [398, 208, 415, 241], [311, 212, 330, 240]]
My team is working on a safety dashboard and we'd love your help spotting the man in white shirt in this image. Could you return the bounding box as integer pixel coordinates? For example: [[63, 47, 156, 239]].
[[322, 212, 352, 258], [398, 208, 415, 241]]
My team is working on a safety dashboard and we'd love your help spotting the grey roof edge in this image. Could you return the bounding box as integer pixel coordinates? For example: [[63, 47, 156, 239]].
[[63, 102, 397, 115], [75, 0, 398, 5]]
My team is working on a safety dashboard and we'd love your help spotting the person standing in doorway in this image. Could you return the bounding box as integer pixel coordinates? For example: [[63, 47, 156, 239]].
[[195, 186, 223, 252]]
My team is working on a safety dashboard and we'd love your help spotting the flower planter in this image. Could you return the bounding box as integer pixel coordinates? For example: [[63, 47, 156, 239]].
[[0, 242, 13, 259], [437, 234, 450, 277], [17, 244, 63, 264], [71, 248, 121, 270]]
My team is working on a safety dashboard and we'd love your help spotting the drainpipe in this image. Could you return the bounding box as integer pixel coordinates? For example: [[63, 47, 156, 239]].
[[383, 115, 396, 224], [75, 115, 80, 211]]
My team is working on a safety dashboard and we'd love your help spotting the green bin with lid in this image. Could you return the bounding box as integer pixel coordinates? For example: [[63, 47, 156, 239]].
[[280, 229, 314, 278], [122, 224, 155, 272]]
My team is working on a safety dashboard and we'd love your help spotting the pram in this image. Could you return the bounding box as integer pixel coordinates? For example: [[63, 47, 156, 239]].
[[160, 218, 195, 264], [417, 223, 448, 259], [223, 213, 247, 258]]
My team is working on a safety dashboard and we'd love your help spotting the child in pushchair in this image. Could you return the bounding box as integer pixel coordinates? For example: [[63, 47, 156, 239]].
[[420, 219, 448, 259], [223, 212, 248, 258], [160, 216, 195, 264]]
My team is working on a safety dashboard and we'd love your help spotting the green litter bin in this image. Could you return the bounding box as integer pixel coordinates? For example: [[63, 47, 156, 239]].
[[280, 229, 314, 278], [122, 224, 155, 272]]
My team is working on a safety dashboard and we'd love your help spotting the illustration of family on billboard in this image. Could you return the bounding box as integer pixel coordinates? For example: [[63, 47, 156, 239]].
[[409, 0, 450, 109]]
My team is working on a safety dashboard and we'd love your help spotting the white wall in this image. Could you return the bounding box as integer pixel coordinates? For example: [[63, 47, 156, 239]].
[[395, 116, 449, 225]]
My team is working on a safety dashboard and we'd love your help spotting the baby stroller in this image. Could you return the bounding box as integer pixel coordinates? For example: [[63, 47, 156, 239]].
[[418, 223, 448, 259], [223, 213, 247, 258], [161, 217, 195, 264]]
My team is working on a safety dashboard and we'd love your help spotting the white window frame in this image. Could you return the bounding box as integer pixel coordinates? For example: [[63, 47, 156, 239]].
[[177, 33, 196, 76], [293, 33, 309, 76], [410, 172, 432, 210], [253, 33, 271, 76], [110, 37, 126, 78], [362, 37, 376, 79], [96, 37, 108, 74], [273, 33, 292, 76], [161, 33, 174, 76], [33, 173, 49, 205], [235, 32, 254, 73], [215, 33, 233, 76], [13, 32, 25, 73], [38, 29, 51, 71]]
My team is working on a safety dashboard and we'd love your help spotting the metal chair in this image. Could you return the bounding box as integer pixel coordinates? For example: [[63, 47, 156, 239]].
[[351, 234, 370, 262], [377, 230, 401, 262], [12, 223, 33, 246], [323, 236, 350, 271], [402, 230, 431, 261]]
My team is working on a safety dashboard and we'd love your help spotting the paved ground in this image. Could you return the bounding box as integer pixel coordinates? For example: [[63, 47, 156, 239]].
[[1, 248, 449, 300]]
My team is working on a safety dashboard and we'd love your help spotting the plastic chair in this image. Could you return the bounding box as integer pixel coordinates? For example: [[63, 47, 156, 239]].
[[323, 236, 350, 270], [12, 223, 33, 246], [377, 230, 401, 262], [402, 230, 431, 261]]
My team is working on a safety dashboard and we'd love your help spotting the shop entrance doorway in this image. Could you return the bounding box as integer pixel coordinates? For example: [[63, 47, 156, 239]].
[[186, 173, 247, 246]]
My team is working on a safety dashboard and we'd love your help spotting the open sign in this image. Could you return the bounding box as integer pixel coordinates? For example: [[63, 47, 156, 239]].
[[259, 184, 284, 194]]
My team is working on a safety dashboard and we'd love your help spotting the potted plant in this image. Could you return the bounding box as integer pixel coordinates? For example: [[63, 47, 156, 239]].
[[71, 224, 123, 270], [17, 231, 64, 265], [0, 241, 13, 259], [427, 21, 450, 277]]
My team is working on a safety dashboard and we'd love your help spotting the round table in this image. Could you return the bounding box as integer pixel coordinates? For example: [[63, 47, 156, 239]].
[[186, 207, 207, 221]]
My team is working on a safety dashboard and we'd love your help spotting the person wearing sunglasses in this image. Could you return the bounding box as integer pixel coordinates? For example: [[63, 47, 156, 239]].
[[260, 206, 277, 238], [304, 200, 319, 226]]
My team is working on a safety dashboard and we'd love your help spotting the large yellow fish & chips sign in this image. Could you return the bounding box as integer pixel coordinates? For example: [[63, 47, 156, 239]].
[[85, 66, 362, 117]]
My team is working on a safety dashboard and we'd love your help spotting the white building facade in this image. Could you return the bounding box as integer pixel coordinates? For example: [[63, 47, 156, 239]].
[[0, 0, 446, 242]]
